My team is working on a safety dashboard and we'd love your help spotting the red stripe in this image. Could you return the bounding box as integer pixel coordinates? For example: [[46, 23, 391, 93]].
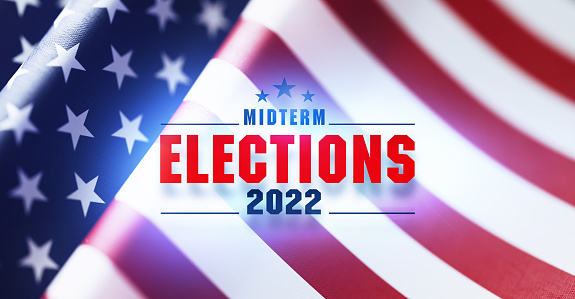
[[84, 200, 226, 299], [215, 19, 404, 299], [216, 16, 575, 297], [442, 0, 575, 105], [245, 215, 403, 298], [321, 0, 575, 207], [384, 183, 575, 298]]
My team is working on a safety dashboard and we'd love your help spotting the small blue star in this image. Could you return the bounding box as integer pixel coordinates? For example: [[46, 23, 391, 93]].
[[273, 78, 296, 98], [256, 90, 269, 102], [302, 90, 315, 102]]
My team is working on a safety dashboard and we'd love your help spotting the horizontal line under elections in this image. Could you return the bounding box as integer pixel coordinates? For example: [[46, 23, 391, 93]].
[[329, 212, 416, 214], [160, 212, 241, 214], [160, 212, 415, 215], [329, 123, 415, 126]]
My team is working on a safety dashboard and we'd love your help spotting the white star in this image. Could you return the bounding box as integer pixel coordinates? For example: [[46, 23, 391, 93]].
[[196, 0, 229, 39], [4, 0, 40, 17], [147, 0, 179, 32], [93, 0, 129, 23], [0, 102, 38, 145], [20, 237, 58, 284], [57, 105, 94, 150], [112, 111, 148, 154], [7, 67, 29, 89], [47, 43, 85, 83], [155, 53, 189, 95], [54, 8, 75, 28], [10, 168, 47, 215], [67, 172, 105, 217], [103, 45, 137, 89], [12, 35, 36, 64], [56, 0, 69, 8]]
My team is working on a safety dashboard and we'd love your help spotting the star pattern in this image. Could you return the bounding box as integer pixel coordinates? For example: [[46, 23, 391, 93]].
[[273, 78, 296, 98], [0, 102, 38, 145], [0, 0, 249, 294], [12, 35, 36, 64], [10, 168, 47, 215], [103, 45, 137, 89], [67, 173, 105, 217], [256, 90, 269, 102], [155, 53, 189, 95], [197, 0, 229, 39], [147, 0, 179, 32], [57, 105, 94, 150], [302, 90, 315, 102], [46, 43, 85, 83], [19, 237, 58, 284], [112, 111, 148, 154], [5, 0, 40, 17], [93, 0, 129, 24]]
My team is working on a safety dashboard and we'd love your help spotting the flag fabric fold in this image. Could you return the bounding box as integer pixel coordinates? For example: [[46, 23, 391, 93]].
[[0, 0, 247, 297], [4, 0, 575, 298]]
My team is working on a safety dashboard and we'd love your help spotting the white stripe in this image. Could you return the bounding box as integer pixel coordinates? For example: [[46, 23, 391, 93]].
[[242, 0, 575, 278], [46, 245, 145, 299], [185, 57, 497, 299], [493, 0, 575, 62], [116, 109, 322, 298], [378, 0, 575, 275], [379, 0, 575, 162]]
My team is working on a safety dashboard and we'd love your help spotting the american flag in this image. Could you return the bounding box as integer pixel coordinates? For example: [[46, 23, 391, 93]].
[[0, 0, 247, 297], [3, 0, 575, 298]]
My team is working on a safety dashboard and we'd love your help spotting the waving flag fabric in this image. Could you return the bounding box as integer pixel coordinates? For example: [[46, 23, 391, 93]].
[[0, 0, 67, 89], [0, 0, 248, 298], [44, 0, 575, 298], [5, 0, 575, 298]]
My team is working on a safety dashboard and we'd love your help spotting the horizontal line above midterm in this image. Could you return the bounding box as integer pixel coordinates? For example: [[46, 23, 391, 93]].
[[329, 123, 415, 126], [161, 123, 240, 125], [160, 123, 415, 126]]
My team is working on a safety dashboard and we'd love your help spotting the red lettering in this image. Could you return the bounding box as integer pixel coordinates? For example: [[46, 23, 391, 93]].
[[270, 135, 294, 183], [187, 135, 209, 183], [300, 135, 311, 183], [160, 133, 415, 184], [319, 135, 346, 183], [353, 135, 381, 183], [387, 135, 415, 183], [239, 135, 267, 183], [160, 135, 181, 183], [213, 135, 234, 183]]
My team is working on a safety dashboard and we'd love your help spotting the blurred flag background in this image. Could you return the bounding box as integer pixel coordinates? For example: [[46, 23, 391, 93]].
[[3, 0, 575, 298]]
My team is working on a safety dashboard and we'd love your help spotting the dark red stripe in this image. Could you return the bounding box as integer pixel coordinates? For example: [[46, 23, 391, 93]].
[[84, 201, 226, 299], [217, 17, 575, 297], [215, 19, 404, 299], [384, 183, 575, 298], [321, 0, 575, 207], [246, 215, 402, 298], [442, 0, 575, 105]]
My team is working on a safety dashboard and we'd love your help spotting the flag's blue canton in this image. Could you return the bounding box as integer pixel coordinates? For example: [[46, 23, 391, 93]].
[[0, 0, 66, 88], [0, 0, 248, 298]]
